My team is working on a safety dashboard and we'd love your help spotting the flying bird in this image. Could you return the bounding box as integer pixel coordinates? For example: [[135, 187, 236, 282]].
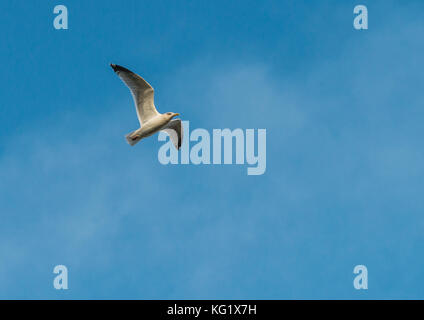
[[110, 64, 183, 149]]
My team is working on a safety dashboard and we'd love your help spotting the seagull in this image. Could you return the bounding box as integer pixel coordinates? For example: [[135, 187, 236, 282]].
[[110, 64, 183, 149]]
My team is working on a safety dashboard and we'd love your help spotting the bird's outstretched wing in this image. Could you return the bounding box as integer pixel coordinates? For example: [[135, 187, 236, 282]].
[[161, 119, 183, 150], [110, 64, 159, 125]]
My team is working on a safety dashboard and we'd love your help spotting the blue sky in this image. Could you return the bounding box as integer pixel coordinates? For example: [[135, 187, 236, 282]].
[[1, 0, 424, 299]]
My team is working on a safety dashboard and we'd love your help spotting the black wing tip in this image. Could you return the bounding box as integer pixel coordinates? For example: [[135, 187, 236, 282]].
[[110, 63, 129, 73]]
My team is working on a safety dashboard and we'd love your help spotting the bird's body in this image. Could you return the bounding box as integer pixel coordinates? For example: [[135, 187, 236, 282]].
[[126, 113, 178, 145], [110, 63, 183, 149]]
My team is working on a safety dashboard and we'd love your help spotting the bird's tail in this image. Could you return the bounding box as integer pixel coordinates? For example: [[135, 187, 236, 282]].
[[125, 129, 143, 146]]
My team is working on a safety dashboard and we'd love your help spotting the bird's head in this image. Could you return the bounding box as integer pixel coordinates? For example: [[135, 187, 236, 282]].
[[165, 112, 180, 119]]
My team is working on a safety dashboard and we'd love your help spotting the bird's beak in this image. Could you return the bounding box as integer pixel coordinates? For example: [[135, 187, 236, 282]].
[[173, 113, 180, 117]]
